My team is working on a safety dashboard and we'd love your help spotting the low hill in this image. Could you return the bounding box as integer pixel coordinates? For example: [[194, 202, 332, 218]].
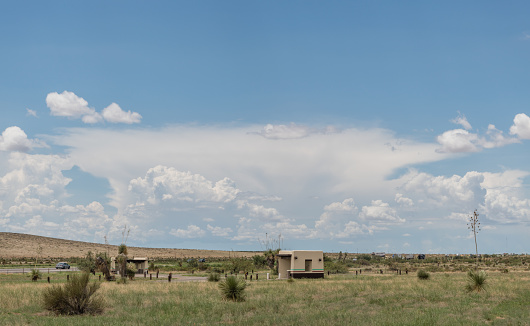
[[0, 232, 257, 259]]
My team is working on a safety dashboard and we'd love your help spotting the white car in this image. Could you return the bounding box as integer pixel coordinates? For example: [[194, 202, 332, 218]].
[[55, 262, 71, 269]]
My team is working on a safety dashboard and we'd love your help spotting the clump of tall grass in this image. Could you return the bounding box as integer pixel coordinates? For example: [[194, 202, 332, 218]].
[[465, 270, 487, 293], [417, 270, 430, 280], [208, 272, 220, 282], [42, 272, 104, 315], [218, 276, 246, 301]]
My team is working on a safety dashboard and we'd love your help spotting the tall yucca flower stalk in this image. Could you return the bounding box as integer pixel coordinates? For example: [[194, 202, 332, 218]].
[[467, 210, 481, 269]]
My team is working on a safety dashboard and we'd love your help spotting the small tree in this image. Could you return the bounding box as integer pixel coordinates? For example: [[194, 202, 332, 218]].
[[467, 210, 481, 269]]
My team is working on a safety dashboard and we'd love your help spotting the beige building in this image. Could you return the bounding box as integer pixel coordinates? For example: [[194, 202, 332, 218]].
[[277, 250, 324, 279]]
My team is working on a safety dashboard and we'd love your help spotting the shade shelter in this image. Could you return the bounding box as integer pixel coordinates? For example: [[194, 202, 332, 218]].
[[277, 250, 324, 279], [127, 257, 148, 274]]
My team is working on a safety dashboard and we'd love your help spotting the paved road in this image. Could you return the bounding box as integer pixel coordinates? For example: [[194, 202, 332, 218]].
[[0, 267, 79, 274]]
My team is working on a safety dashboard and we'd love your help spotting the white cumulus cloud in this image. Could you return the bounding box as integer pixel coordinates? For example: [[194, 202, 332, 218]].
[[359, 200, 405, 224], [46, 91, 141, 124], [437, 115, 519, 153], [102, 103, 142, 124], [170, 225, 205, 238], [128, 165, 241, 205], [436, 129, 480, 153], [324, 198, 357, 212], [207, 224, 233, 237], [395, 193, 414, 207], [510, 113, 530, 139], [46, 91, 97, 119], [0, 126, 46, 152]]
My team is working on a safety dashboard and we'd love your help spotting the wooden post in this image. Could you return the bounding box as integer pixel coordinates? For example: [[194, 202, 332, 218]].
[[47, 276, 50, 283], [250, 275, 252, 281], [150, 274, 152, 280], [156, 271, 159, 279], [256, 273, 258, 280]]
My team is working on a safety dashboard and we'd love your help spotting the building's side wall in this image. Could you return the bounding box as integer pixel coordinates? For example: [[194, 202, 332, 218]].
[[290, 251, 324, 273], [278, 256, 291, 279]]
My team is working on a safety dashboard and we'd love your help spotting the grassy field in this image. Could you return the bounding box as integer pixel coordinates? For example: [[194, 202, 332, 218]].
[[1, 271, 529, 325]]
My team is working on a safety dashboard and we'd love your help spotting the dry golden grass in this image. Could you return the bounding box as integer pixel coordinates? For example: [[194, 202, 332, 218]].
[[1, 272, 529, 325], [0, 232, 257, 259]]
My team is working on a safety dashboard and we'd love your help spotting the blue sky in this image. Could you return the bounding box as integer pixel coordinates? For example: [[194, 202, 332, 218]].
[[1, 1, 530, 254]]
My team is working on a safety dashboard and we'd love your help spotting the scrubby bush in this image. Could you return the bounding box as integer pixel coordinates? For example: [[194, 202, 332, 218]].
[[198, 262, 208, 271], [219, 276, 246, 302], [465, 270, 487, 293], [358, 254, 372, 261], [208, 272, 221, 282], [223, 257, 253, 274], [325, 260, 349, 274], [43, 273, 104, 315], [252, 254, 267, 269], [148, 261, 157, 272], [126, 263, 136, 280], [417, 270, 430, 280]]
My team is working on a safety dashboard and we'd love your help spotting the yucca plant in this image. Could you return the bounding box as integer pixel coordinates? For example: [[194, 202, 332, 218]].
[[43, 272, 104, 315], [417, 269, 430, 280], [219, 276, 246, 301], [465, 270, 487, 293], [30, 268, 42, 282]]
